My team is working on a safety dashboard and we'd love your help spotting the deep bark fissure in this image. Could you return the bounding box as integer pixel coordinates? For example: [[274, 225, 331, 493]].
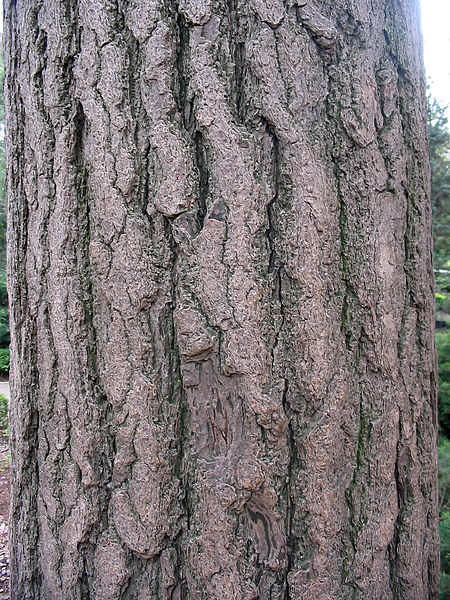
[[74, 96, 116, 574], [193, 131, 209, 231], [164, 216, 190, 597], [226, 0, 247, 124], [173, 8, 191, 129], [172, 6, 210, 232], [282, 377, 295, 600], [266, 125, 280, 276], [388, 456, 401, 600]]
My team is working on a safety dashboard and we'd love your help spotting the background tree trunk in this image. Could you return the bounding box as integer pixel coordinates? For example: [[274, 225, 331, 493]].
[[4, 0, 439, 598]]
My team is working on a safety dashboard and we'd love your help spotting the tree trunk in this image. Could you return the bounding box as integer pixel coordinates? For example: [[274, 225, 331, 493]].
[[4, 0, 439, 598]]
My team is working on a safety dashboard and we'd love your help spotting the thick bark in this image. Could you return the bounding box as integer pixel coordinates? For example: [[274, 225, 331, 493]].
[[5, 0, 438, 598]]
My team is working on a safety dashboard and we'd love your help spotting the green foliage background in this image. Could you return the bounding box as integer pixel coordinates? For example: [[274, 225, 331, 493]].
[[430, 98, 450, 279], [430, 93, 450, 597]]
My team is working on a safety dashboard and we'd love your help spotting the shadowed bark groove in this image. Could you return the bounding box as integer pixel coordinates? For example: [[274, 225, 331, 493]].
[[5, 0, 438, 599]]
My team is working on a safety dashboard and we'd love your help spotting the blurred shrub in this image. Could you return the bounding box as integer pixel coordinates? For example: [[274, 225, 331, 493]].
[[0, 348, 9, 375], [442, 569, 450, 600], [0, 274, 6, 306], [442, 511, 450, 600], [0, 307, 9, 348], [440, 437, 450, 513], [0, 394, 7, 431], [437, 293, 450, 314], [437, 329, 450, 437]]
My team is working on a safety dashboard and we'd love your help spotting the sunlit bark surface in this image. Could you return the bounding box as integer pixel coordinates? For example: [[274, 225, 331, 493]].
[[5, 0, 438, 598]]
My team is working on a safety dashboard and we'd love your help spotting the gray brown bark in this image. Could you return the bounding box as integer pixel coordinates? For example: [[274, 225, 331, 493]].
[[4, 0, 439, 598]]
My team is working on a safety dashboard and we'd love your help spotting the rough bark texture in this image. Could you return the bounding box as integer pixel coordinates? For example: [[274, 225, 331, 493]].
[[4, 0, 439, 598]]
